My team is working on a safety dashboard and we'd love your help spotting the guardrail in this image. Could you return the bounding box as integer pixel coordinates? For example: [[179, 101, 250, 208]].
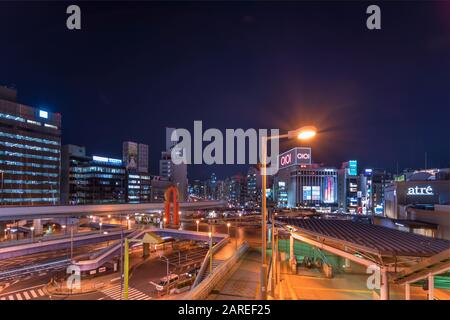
[[191, 235, 230, 288], [0, 259, 71, 282], [186, 241, 249, 300]]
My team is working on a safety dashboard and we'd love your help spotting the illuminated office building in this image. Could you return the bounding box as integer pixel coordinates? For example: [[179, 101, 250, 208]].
[[61, 145, 126, 204], [0, 86, 61, 205]]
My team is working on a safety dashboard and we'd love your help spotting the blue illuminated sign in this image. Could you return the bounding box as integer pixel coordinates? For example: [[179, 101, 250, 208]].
[[348, 160, 357, 176], [39, 110, 48, 119], [93, 155, 122, 165]]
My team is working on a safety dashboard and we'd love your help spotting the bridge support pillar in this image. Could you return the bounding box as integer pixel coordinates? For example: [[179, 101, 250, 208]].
[[380, 268, 389, 300], [289, 234, 296, 274], [428, 274, 434, 300], [405, 283, 411, 300], [33, 219, 43, 235], [143, 243, 150, 258]]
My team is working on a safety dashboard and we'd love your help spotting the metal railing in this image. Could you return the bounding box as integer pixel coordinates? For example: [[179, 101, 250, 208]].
[[0, 258, 70, 282], [191, 235, 229, 288], [186, 241, 249, 300]]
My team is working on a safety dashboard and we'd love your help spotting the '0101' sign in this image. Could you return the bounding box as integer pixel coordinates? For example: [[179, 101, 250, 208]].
[[279, 147, 312, 169]]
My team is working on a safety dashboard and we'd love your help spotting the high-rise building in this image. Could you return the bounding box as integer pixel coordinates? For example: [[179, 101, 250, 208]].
[[126, 172, 151, 203], [338, 160, 360, 213], [246, 166, 262, 208], [159, 150, 188, 201], [0, 86, 61, 205], [61, 145, 126, 204], [123, 141, 148, 173], [137, 143, 149, 173], [159, 128, 188, 201], [226, 174, 247, 208]]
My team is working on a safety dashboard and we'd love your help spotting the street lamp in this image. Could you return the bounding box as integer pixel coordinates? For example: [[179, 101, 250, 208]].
[[208, 231, 213, 275], [259, 125, 317, 299], [30, 226, 35, 242], [196, 219, 200, 232], [99, 222, 103, 231], [227, 222, 231, 236], [163, 217, 167, 229]]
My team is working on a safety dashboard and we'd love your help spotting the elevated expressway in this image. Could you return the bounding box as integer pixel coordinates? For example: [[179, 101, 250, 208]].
[[0, 200, 227, 221]]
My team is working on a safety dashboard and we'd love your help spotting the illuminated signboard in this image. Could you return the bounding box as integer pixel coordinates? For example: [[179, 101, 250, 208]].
[[348, 160, 357, 176], [278, 147, 312, 169], [406, 186, 434, 196], [39, 110, 48, 119], [93, 155, 122, 165]]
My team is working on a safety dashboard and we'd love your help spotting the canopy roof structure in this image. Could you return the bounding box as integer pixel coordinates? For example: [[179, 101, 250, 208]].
[[277, 217, 450, 270]]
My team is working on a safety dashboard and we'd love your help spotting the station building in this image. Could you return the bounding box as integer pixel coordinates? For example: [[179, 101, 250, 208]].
[[383, 169, 450, 240]]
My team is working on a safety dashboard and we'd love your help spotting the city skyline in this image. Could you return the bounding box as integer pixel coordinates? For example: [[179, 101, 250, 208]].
[[0, 2, 449, 179], [0, 1, 449, 305]]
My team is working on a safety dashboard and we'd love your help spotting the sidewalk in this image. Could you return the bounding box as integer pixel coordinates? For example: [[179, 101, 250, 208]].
[[207, 249, 260, 300]]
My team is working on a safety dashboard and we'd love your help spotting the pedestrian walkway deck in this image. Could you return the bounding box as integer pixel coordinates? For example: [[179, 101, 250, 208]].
[[207, 249, 260, 300]]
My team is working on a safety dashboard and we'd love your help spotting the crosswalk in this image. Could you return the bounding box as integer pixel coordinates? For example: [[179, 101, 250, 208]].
[[100, 285, 151, 300], [0, 287, 46, 300]]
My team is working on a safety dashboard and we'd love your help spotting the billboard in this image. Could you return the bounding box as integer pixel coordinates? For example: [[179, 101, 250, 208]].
[[278, 147, 312, 170], [123, 141, 138, 170]]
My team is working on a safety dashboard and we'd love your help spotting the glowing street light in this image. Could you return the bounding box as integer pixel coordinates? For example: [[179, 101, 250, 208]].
[[30, 226, 35, 242], [208, 231, 213, 274], [196, 219, 200, 232], [259, 125, 317, 300], [227, 222, 231, 236]]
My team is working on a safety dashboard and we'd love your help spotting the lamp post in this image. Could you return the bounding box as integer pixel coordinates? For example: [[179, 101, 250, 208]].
[[99, 222, 103, 231], [196, 219, 200, 232], [227, 222, 231, 236], [30, 226, 35, 242], [163, 217, 167, 229], [208, 231, 213, 275], [259, 125, 317, 300]]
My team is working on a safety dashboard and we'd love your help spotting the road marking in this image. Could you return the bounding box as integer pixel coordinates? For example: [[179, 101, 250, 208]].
[[15, 293, 22, 300], [37, 289, 45, 296], [23, 291, 30, 300], [0, 284, 44, 296], [100, 285, 151, 300], [30, 290, 37, 298], [0, 297, 6, 300], [8, 295, 13, 300]]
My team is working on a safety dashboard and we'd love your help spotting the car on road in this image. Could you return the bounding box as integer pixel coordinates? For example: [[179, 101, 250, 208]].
[[149, 274, 179, 291]]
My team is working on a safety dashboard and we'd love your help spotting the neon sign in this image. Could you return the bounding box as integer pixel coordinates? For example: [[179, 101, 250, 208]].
[[278, 147, 312, 169], [406, 186, 434, 196]]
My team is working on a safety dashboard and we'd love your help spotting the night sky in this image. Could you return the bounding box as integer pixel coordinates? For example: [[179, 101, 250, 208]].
[[1, 1, 449, 180]]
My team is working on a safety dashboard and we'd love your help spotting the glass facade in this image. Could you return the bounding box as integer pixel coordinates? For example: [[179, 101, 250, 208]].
[[0, 97, 61, 205]]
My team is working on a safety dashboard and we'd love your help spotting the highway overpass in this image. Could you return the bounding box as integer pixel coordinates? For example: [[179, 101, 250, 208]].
[[0, 200, 227, 221]]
